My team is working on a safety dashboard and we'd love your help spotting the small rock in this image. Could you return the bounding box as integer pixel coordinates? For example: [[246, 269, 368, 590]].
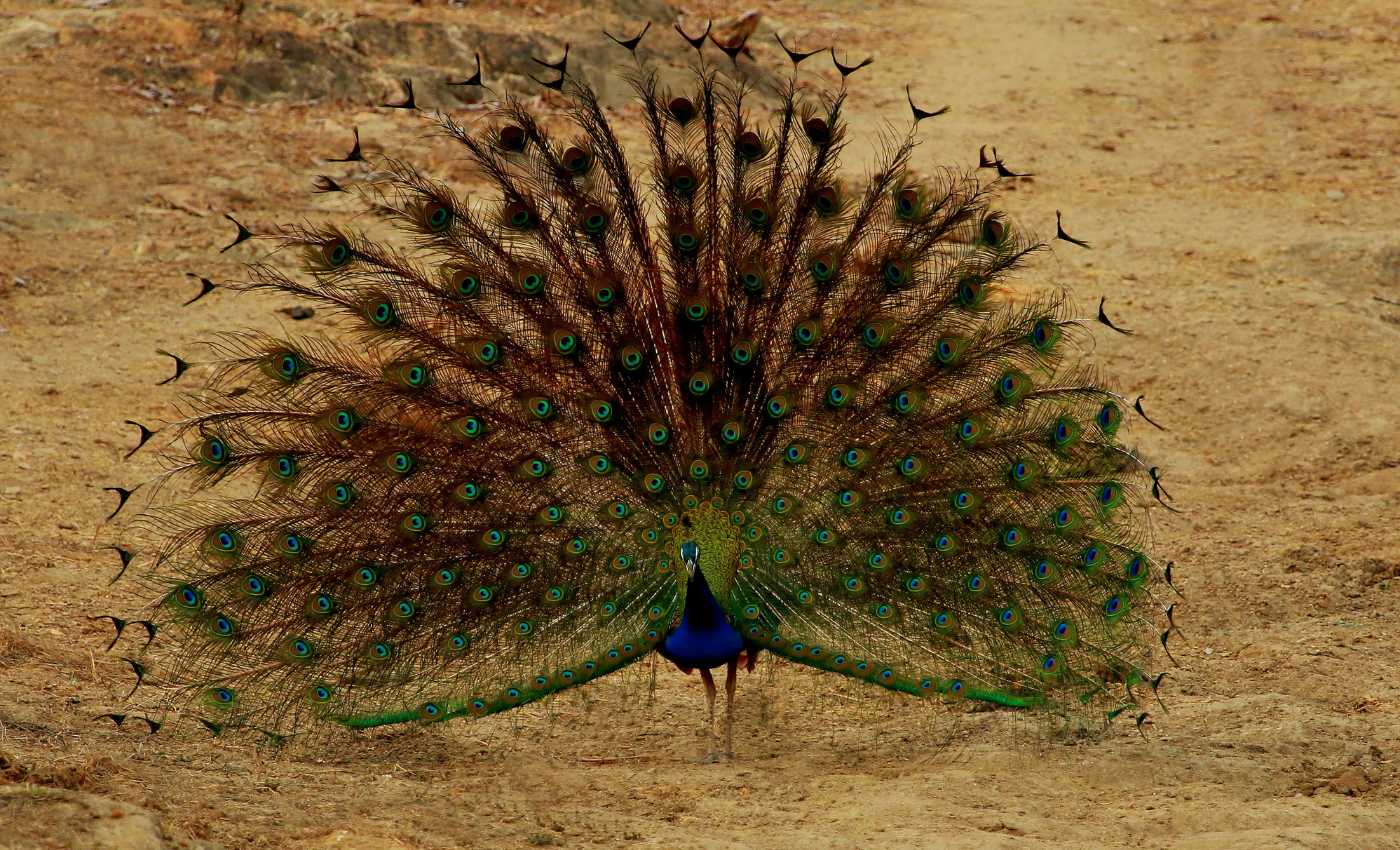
[[1329, 766, 1373, 796], [2, 486, 20, 496], [57, 521, 78, 530], [0, 18, 58, 54], [1325, 189, 1346, 200], [280, 305, 315, 320]]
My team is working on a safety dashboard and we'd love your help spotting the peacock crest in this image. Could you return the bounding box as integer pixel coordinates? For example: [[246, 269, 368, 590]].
[[102, 23, 1174, 754]]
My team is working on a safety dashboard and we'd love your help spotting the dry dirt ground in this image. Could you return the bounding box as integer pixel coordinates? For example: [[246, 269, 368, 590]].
[[2, 0, 1399, 848]]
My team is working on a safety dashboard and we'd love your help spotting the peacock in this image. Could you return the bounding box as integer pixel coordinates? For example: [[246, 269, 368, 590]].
[[101, 24, 1174, 761]]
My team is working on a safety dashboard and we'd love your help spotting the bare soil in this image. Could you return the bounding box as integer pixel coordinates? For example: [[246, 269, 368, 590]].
[[1, 1, 1398, 848]]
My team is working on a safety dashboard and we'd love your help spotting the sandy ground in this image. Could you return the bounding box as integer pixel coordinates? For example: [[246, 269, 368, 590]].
[[1, 0, 1399, 848]]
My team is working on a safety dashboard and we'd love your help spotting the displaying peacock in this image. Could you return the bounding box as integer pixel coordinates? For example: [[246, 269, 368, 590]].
[[102, 25, 1173, 761]]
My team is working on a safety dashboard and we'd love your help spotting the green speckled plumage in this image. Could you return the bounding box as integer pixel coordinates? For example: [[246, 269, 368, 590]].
[[107, 36, 1168, 739]]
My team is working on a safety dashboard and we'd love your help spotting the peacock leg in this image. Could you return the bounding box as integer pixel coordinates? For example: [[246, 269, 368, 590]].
[[723, 658, 738, 760], [698, 667, 719, 762]]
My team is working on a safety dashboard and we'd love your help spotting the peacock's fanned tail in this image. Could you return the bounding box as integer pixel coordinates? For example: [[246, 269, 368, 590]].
[[113, 42, 1166, 735]]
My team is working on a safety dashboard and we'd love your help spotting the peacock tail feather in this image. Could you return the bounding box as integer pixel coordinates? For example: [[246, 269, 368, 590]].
[[109, 34, 1167, 736]]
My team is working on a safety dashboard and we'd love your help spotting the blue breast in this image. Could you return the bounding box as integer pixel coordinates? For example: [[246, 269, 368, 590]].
[[659, 569, 743, 670]]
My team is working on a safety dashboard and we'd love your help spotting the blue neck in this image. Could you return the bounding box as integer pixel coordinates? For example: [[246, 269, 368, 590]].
[[681, 568, 728, 629]]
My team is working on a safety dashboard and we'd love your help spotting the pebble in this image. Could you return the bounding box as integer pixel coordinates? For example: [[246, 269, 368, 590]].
[[1325, 189, 1346, 200]]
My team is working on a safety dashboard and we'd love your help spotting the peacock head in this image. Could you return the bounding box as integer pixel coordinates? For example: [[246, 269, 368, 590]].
[[674, 497, 742, 601]]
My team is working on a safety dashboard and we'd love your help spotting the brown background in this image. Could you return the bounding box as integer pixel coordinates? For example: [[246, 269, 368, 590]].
[[1, 1, 1398, 847]]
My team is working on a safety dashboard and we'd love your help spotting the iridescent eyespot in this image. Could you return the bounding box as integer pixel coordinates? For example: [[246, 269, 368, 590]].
[[308, 593, 335, 616], [956, 277, 987, 308], [590, 278, 617, 307], [783, 442, 809, 464], [995, 369, 1030, 404], [890, 388, 923, 415], [353, 566, 379, 588], [1098, 482, 1125, 511], [171, 584, 203, 610], [1096, 401, 1123, 435], [516, 268, 545, 295], [618, 345, 644, 372], [496, 123, 526, 152], [453, 481, 484, 503], [1050, 417, 1080, 450], [882, 258, 910, 287], [813, 185, 839, 216], [886, 507, 913, 528], [673, 228, 699, 254], [736, 130, 766, 161], [264, 349, 307, 383], [368, 642, 393, 661], [744, 196, 770, 228], [520, 457, 551, 479], [363, 298, 397, 329], [999, 525, 1027, 550], [738, 267, 765, 294], [511, 562, 533, 581], [208, 686, 237, 706], [192, 435, 230, 467], [579, 203, 609, 235], [687, 370, 713, 397], [504, 200, 534, 229], [434, 567, 458, 587], [322, 238, 352, 268], [550, 329, 578, 356], [450, 415, 485, 439], [480, 528, 507, 550], [894, 186, 921, 220], [447, 268, 480, 299], [1029, 317, 1060, 352], [423, 202, 452, 232], [688, 459, 710, 481], [667, 161, 697, 193], [384, 450, 416, 476], [766, 393, 792, 419], [682, 294, 709, 322], [933, 336, 965, 367], [536, 505, 567, 525], [804, 115, 830, 145], [587, 453, 612, 475], [467, 339, 499, 366], [562, 145, 593, 174]]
